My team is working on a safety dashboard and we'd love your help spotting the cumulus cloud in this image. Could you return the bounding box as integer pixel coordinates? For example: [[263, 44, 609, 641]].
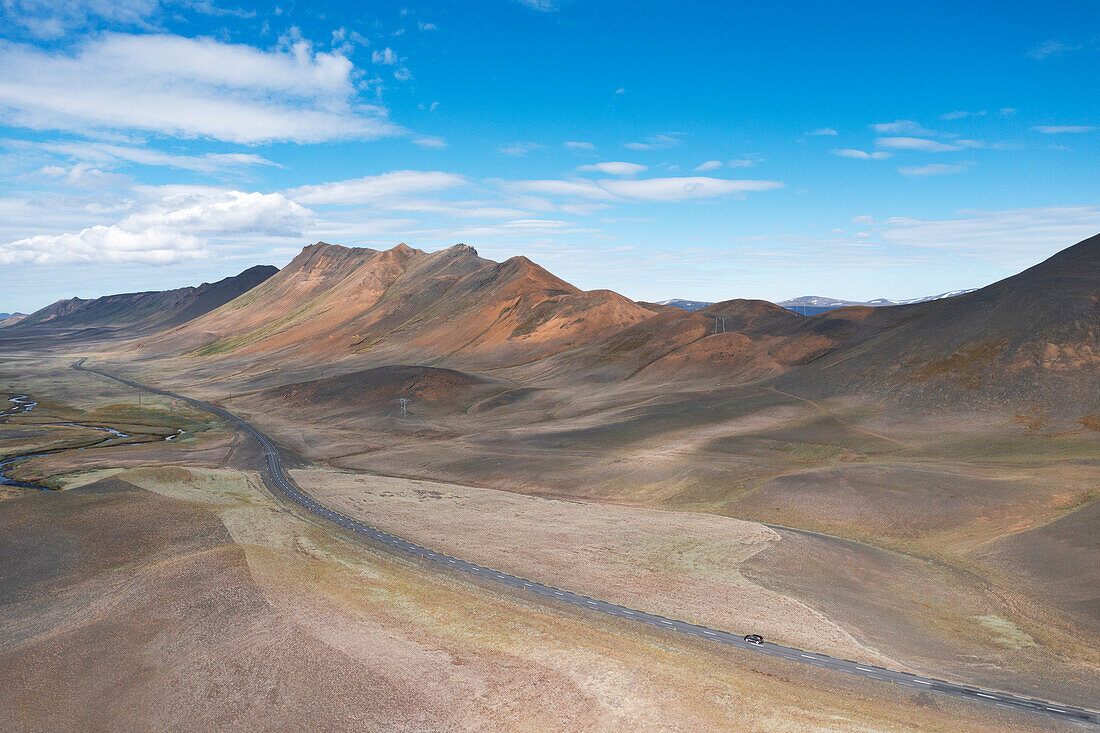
[[898, 161, 975, 176], [577, 161, 647, 176], [287, 170, 466, 205], [0, 34, 401, 144], [0, 190, 311, 265], [832, 149, 890, 159], [875, 137, 962, 152], [1032, 125, 1095, 134]]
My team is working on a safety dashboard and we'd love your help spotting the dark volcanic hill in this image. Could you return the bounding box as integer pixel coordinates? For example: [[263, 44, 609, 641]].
[[3, 265, 278, 338], [777, 233, 1100, 411]]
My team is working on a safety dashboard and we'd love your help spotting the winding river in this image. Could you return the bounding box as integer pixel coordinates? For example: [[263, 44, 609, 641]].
[[0, 394, 184, 490]]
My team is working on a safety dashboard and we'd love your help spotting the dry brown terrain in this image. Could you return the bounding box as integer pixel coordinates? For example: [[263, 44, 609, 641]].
[[1, 366, 1073, 730]]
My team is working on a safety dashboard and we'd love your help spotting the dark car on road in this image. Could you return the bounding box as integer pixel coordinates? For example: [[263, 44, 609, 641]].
[[743, 634, 764, 644]]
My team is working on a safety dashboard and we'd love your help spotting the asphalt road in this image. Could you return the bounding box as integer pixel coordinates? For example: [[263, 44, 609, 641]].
[[73, 359, 1099, 727]]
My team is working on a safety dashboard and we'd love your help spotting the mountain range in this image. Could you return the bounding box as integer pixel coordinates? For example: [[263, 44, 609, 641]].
[[4, 234, 1097, 414], [659, 290, 979, 315]]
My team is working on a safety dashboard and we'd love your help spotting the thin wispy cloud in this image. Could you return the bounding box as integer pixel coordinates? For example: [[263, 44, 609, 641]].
[[0, 34, 402, 144], [1026, 39, 1085, 59], [624, 133, 682, 151], [28, 140, 279, 172], [288, 171, 466, 205], [499, 141, 543, 156], [940, 110, 986, 120], [577, 162, 647, 176], [1032, 125, 1095, 134], [871, 120, 939, 137], [898, 161, 976, 176], [875, 137, 962, 152], [833, 149, 890, 160]]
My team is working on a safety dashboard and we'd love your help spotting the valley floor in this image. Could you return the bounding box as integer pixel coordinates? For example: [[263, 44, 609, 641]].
[[1, 353, 1097, 730]]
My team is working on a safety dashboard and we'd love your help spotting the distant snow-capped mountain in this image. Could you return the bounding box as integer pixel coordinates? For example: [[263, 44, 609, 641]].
[[778, 289, 977, 314], [655, 299, 713, 311], [655, 289, 977, 316]]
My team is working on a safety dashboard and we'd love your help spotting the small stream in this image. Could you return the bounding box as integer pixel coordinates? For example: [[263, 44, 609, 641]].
[[1, 394, 185, 490]]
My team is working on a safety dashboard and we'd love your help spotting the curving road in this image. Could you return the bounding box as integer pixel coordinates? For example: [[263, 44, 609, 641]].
[[73, 358, 1099, 727]]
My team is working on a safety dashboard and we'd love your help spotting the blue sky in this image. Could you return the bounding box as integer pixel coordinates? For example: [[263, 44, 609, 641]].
[[1, 0, 1097, 313]]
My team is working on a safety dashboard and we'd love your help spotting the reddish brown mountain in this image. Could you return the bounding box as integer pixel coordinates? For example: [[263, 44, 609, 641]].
[[144, 243, 656, 369]]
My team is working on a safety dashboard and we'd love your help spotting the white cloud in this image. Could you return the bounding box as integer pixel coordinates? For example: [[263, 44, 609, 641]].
[[693, 160, 722, 171], [940, 110, 986, 120], [505, 179, 616, 200], [875, 137, 962, 152], [505, 175, 782, 203], [418, 22, 436, 31], [499, 141, 543, 156], [728, 158, 758, 168], [1032, 125, 1095, 134], [1000, 108, 1017, 115], [876, 206, 1100, 266], [288, 170, 466, 206], [870, 120, 938, 136], [412, 135, 447, 149], [33, 140, 277, 172], [1, 0, 160, 40], [809, 128, 837, 136], [394, 67, 413, 81], [598, 177, 782, 202], [36, 162, 124, 187], [1027, 39, 1083, 59], [371, 47, 398, 65], [0, 34, 401, 144], [513, 0, 558, 10], [832, 149, 891, 160], [898, 161, 975, 176], [577, 161, 647, 176], [0, 189, 311, 265], [564, 141, 595, 150], [624, 133, 681, 151]]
